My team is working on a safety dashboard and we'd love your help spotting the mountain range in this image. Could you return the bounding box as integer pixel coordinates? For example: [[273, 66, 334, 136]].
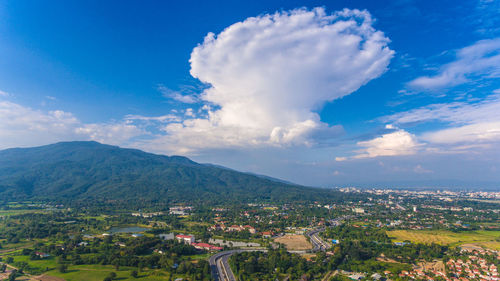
[[0, 141, 343, 204]]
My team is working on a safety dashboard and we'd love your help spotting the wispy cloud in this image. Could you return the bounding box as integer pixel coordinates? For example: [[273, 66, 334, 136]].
[[125, 114, 181, 123], [384, 91, 500, 146], [157, 85, 199, 104], [408, 38, 500, 91], [384, 92, 500, 125]]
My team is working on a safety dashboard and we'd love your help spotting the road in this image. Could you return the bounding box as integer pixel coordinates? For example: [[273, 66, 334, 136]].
[[209, 250, 237, 281], [209, 249, 267, 281], [307, 228, 331, 252], [210, 228, 330, 280]]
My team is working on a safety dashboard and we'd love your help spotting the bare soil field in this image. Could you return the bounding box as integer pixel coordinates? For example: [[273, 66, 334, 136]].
[[274, 234, 312, 251], [34, 275, 66, 281], [416, 260, 445, 273]]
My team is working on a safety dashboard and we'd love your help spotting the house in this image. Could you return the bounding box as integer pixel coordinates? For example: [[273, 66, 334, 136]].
[[176, 234, 195, 244], [191, 242, 223, 251], [243, 225, 256, 234], [35, 252, 50, 258], [262, 231, 273, 238], [228, 225, 243, 232]]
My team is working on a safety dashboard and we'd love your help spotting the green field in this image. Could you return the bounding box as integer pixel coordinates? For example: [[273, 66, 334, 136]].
[[0, 209, 48, 216], [6, 255, 184, 281], [46, 264, 174, 281], [387, 230, 500, 250]]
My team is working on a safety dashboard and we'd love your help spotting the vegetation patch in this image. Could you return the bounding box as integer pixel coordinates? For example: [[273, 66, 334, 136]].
[[387, 230, 500, 249]]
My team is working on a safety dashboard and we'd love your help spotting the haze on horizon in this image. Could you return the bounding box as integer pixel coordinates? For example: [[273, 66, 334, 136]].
[[1, 0, 500, 189]]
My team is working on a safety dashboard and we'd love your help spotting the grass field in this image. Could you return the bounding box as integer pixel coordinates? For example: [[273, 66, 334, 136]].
[[11, 254, 58, 271], [387, 230, 500, 250], [7, 256, 179, 281], [0, 209, 48, 216], [45, 264, 174, 281]]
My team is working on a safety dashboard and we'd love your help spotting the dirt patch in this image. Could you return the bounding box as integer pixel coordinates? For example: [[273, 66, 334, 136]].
[[416, 260, 445, 273], [33, 274, 66, 281], [377, 254, 400, 263], [300, 253, 317, 261], [274, 234, 312, 251], [460, 243, 485, 251]]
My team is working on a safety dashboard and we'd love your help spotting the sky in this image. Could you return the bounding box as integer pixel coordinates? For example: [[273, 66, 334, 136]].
[[1, 0, 500, 189]]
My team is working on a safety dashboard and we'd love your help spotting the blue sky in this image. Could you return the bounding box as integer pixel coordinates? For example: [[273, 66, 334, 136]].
[[1, 0, 500, 188]]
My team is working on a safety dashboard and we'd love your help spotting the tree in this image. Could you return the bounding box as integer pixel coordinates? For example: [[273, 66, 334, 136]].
[[58, 264, 68, 273], [8, 269, 17, 281], [1, 263, 7, 273], [131, 270, 138, 278]]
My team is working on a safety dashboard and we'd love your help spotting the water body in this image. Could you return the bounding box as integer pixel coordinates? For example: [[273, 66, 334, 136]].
[[108, 226, 148, 233]]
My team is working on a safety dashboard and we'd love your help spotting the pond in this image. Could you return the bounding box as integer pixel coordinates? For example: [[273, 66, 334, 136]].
[[108, 226, 149, 233]]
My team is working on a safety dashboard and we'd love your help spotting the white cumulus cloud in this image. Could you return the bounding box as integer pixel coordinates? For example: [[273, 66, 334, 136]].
[[155, 7, 393, 154], [353, 129, 422, 159], [0, 100, 143, 149]]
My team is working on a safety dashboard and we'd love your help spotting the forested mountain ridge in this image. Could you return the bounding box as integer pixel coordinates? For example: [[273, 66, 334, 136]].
[[0, 141, 341, 204]]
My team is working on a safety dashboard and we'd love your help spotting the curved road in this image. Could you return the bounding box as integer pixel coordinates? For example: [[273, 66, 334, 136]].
[[307, 228, 331, 252], [210, 228, 330, 280], [210, 249, 267, 281]]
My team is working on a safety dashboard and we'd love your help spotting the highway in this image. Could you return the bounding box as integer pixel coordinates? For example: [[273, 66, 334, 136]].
[[210, 229, 330, 280], [209, 249, 267, 281], [307, 228, 331, 252]]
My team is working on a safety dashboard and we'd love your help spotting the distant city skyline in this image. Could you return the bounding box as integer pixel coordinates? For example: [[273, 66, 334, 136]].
[[1, 0, 500, 188]]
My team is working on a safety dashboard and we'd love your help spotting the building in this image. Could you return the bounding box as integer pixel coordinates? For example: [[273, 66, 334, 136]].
[[228, 225, 243, 232], [176, 234, 195, 244], [192, 242, 223, 251], [159, 233, 175, 240], [35, 252, 50, 258], [352, 208, 365, 214], [262, 231, 273, 238], [243, 225, 256, 234]]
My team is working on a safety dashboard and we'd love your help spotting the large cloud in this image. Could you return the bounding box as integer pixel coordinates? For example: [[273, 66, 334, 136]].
[[157, 7, 393, 153]]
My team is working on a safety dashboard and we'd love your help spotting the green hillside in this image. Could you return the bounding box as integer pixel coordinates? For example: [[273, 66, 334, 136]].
[[0, 141, 341, 204]]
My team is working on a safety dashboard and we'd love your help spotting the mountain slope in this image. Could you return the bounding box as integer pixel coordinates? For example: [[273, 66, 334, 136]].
[[0, 141, 338, 203]]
